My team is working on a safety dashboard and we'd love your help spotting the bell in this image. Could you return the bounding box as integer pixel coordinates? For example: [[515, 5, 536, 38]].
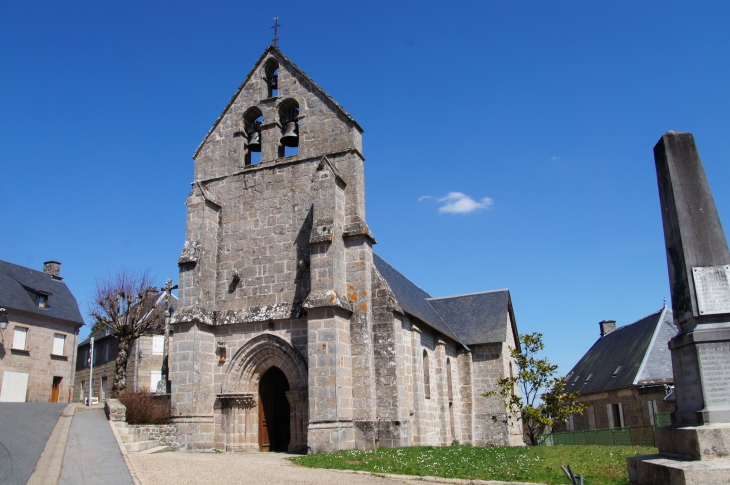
[[269, 74, 278, 90], [247, 131, 261, 152], [280, 122, 299, 147]]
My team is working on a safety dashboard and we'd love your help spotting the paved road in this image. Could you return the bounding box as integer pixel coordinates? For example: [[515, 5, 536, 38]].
[[0, 403, 66, 485], [59, 408, 133, 485]]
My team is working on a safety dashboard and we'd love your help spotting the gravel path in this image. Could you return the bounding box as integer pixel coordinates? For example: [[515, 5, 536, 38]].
[[129, 451, 413, 485]]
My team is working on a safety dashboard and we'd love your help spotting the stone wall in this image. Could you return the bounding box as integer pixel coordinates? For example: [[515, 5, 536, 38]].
[[0, 309, 79, 403]]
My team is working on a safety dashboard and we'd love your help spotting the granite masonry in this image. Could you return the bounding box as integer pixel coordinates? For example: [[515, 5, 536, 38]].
[[170, 45, 523, 454]]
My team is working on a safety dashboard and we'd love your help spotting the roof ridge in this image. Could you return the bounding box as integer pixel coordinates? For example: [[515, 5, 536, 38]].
[[633, 307, 670, 385], [427, 288, 509, 300], [604, 307, 665, 335]]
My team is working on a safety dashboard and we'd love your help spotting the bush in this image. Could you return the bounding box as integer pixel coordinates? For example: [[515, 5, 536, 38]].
[[117, 390, 170, 424]]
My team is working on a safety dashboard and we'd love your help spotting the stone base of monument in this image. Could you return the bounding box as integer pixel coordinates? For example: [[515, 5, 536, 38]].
[[628, 424, 730, 484]]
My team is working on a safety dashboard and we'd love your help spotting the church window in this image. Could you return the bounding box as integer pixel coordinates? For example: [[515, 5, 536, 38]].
[[264, 58, 279, 98], [423, 350, 430, 399], [446, 358, 453, 403], [278, 99, 299, 157], [243, 107, 263, 165]]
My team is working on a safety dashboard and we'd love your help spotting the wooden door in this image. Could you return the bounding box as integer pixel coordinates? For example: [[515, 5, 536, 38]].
[[259, 388, 270, 451], [258, 367, 290, 452], [50, 376, 62, 403]]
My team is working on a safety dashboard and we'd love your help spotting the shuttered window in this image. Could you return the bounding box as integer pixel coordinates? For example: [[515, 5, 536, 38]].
[[150, 371, 162, 392], [52, 334, 65, 355], [152, 335, 164, 355], [12, 327, 27, 350]]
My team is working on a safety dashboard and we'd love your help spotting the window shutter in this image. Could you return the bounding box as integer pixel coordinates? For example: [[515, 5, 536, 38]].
[[13, 327, 27, 350], [150, 371, 162, 391], [152, 335, 164, 355], [607, 404, 614, 428], [53, 334, 65, 355], [648, 400, 656, 426], [618, 402, 625, 428]]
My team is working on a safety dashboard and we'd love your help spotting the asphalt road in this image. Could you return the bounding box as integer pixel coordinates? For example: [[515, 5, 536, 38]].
[[0, 402, 67, 485]]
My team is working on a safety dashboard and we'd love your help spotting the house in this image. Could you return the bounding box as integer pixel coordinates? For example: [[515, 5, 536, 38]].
[[170, 45, 523, 453], [0, 260, 84, 402], [563, 305, 676, 431], [73, 291, 177, 402]]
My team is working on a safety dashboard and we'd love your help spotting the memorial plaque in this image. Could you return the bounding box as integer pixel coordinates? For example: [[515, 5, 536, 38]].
[[692, 265, 730, 315], [698, 342, 730, 408]]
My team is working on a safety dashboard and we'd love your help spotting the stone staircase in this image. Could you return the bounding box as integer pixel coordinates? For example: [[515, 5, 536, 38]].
[[115, 422, 171, 454]]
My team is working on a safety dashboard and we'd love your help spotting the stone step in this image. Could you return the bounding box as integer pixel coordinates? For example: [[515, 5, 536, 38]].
[[124, 440, 160, 453], [139, 445, 171, 454]]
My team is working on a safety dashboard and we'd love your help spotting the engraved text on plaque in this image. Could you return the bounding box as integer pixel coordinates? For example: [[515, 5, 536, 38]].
[[692, 265, 730, 315]]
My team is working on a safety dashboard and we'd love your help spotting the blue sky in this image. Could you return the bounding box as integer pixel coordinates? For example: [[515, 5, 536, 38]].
[[2, 1, 730, 375]]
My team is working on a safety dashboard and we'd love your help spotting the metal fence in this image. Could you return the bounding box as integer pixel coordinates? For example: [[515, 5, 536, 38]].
[[539, 425, 658, 447]]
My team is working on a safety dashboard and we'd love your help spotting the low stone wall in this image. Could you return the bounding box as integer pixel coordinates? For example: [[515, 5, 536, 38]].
[[128, 424, 179, 449], [105, 399, 127, 422]]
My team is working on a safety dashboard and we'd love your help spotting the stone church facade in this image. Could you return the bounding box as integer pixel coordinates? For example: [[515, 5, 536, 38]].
[[170, 46, 523, 453]]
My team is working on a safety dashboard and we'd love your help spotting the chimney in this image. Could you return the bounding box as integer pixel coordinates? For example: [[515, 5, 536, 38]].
[[599, 320, 616, 337], [43, 261, 62, 280]]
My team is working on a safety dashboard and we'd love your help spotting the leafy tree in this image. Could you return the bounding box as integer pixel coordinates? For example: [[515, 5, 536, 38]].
[[89, 270, 163, 396], [483, 332, 586, 445]]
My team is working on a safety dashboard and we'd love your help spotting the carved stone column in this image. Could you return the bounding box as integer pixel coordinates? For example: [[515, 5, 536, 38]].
[[286, 390, 308, 453]]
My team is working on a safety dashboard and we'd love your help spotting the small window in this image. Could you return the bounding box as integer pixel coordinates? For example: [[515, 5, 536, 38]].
[[152, 335, 164, 355], [38, 294, 47, 308], [150, 370, 162, 392], [423, 350, 431, 399], [13, 327, 27, 350], [52, 334, 65, 355], [573, 375, 580, 383], [447, 358, 453, 403], [566, 372, 573, 381], [585, 373, 593, 382], [613, 365, 622, 376]]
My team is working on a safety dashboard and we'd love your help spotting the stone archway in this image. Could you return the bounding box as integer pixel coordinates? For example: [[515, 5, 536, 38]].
[[218, 333, 308, 453]]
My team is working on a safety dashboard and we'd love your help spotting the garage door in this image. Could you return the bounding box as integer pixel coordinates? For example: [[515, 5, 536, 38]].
[[0, 371, 29, 402]]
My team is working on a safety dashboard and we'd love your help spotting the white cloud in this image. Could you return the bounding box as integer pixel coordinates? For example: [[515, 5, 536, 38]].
[[417, 191, 494, 214], [550, 156, 560, 161]]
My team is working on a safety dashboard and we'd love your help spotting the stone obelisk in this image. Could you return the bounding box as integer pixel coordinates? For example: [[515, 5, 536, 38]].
[[629, 131, 730, 484]]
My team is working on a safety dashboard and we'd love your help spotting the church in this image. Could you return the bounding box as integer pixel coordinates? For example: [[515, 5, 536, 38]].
[[170, 45, 523, 453]]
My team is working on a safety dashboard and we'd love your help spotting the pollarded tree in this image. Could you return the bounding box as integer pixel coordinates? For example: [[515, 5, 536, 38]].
[[89, 270, 163, 396], [483, 332, 586, 445]]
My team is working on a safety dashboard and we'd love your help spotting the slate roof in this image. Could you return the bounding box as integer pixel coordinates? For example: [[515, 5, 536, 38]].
[[372, 254, 517, 349], [565, 308, 676, 395], [0, 260, 84, 325], [428, 290, 519, 347], [194, 45, 362, 159]]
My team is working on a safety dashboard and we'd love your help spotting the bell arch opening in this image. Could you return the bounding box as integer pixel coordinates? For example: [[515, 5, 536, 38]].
[[278, 98, 299, 158]]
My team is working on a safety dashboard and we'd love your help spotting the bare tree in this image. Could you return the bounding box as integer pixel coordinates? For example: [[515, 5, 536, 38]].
[[89, 269, 163, 396]]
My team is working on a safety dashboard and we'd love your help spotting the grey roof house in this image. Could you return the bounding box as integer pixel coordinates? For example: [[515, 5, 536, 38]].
[[0, 260, 84, 402], [563, 306, 677, 431]]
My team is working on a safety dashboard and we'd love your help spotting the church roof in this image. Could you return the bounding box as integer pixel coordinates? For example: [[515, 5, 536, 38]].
[[0, 259, 84, 325], [193, 45, 363, 159], [428, 290, 518, 347], [565, 308, 676, 395], [372, 254, 517, 348]]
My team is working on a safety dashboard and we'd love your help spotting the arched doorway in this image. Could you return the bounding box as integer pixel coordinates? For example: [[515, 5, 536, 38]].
[[258, 366, 290, 452]]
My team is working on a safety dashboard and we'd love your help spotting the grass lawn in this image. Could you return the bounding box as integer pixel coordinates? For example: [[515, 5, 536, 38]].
[[291, 445, 656, 485]]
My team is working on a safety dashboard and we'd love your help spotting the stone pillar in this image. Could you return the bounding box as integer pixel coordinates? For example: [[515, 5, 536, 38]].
[[286, 389, 308, 453], [170, 321, 217, 451], [629, 132, 730, 484]]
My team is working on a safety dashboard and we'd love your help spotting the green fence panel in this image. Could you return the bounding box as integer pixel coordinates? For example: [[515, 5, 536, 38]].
[[540, 425, 656, 447]]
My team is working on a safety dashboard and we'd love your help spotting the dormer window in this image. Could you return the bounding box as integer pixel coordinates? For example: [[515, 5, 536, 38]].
[[264, 58, 279, 98], [278, 99, 299, 157], [38, 294, 47, 308], [243, 107, 264, 165]]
